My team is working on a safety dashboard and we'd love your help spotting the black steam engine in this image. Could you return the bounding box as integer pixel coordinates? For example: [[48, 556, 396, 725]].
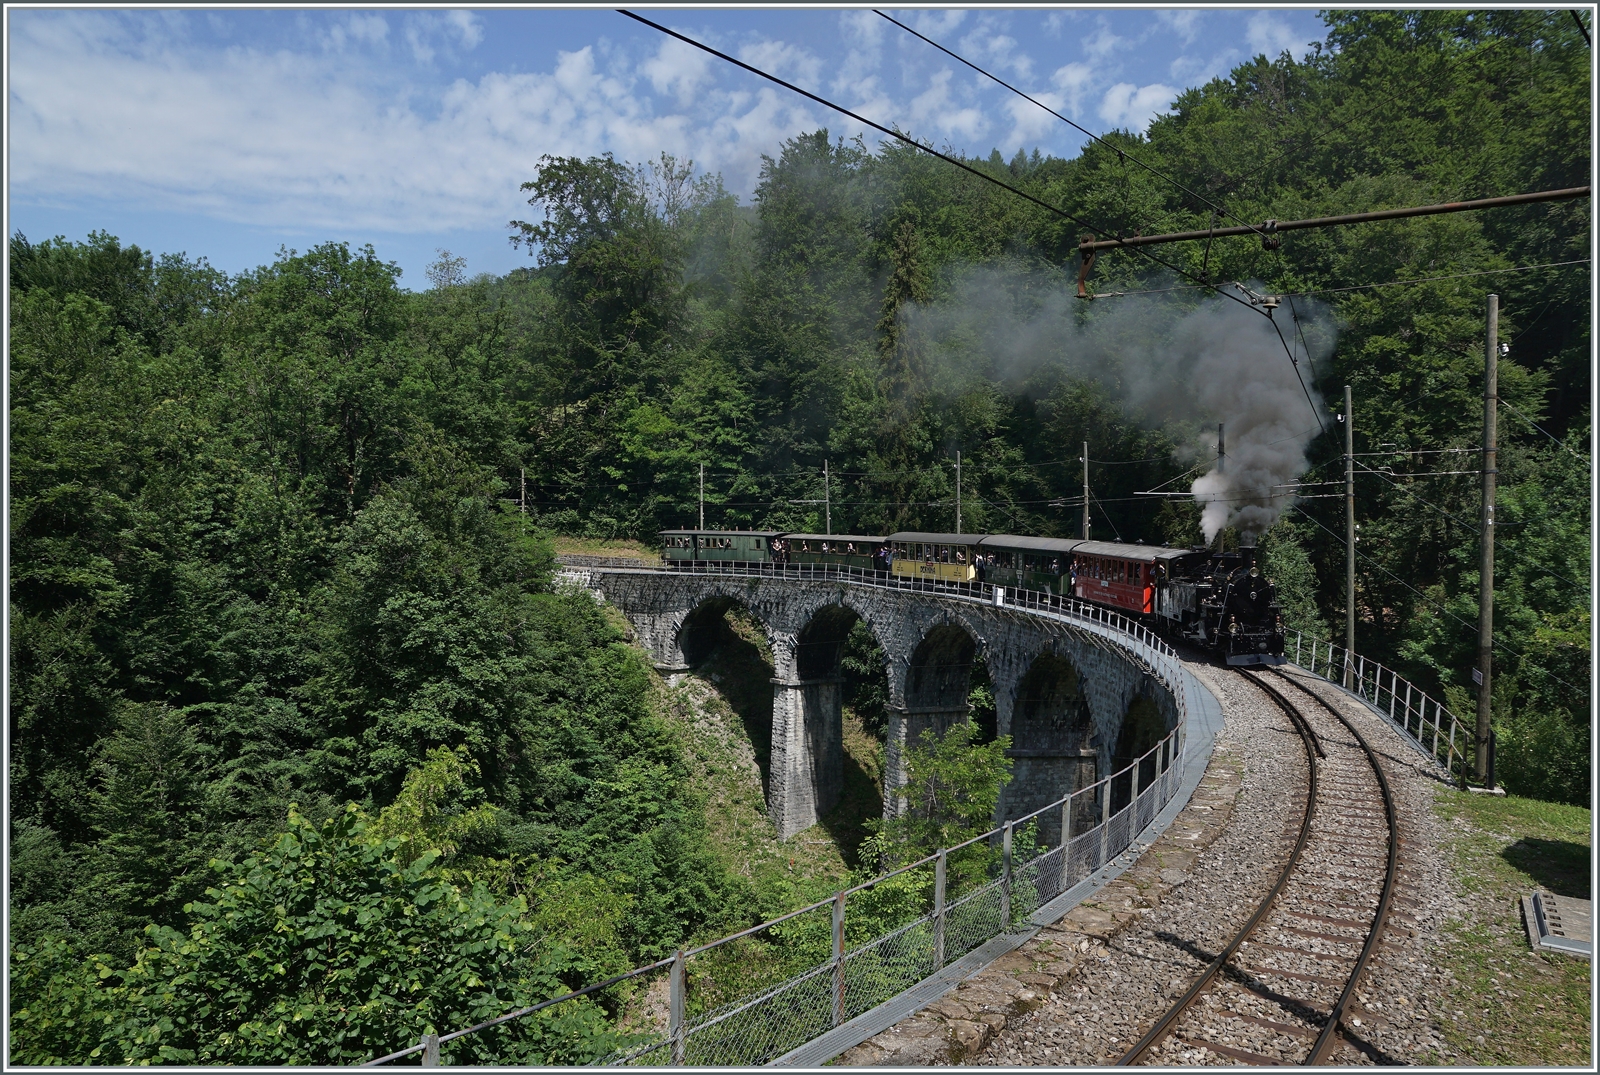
[[662, 528, 1286, 666]]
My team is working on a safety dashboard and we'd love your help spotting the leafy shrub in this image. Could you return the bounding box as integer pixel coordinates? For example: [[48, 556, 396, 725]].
[[10, 806, 637, 1065]]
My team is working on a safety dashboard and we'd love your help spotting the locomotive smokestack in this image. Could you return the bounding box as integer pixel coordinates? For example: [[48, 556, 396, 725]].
[[1239, 531, 1259, 573]]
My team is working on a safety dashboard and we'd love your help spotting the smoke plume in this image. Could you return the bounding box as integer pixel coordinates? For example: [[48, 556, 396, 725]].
[[903, 266, 1333, 543]]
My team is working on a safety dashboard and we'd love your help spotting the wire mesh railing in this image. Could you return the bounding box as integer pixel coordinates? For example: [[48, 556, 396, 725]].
[[1284, 629, 1470, 782], [368, 561, 1191, 1067]]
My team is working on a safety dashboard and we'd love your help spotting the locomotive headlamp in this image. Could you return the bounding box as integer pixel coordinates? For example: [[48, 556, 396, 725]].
[[1249, 566, 1259, 577]]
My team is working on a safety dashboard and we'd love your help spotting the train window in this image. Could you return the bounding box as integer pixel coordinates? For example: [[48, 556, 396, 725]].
[[755, 539, 763, 549]]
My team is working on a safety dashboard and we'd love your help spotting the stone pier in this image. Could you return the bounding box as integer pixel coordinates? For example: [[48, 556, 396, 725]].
[[564, 569, 1179, 840]]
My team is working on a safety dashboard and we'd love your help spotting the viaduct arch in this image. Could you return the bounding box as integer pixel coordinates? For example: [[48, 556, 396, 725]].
[[563, 569, 1180, 841]]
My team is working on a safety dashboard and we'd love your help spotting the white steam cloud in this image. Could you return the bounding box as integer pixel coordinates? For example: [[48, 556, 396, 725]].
[[903, 266, 1333, 543]]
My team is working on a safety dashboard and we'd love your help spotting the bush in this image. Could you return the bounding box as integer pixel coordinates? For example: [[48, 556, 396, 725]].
[[9, 806, 637, 1065]]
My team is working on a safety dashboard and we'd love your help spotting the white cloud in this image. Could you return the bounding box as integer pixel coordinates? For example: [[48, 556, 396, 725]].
[[906, 8, 966, 38], [906, 67, 986, 143], [445, 10, 482, 50], [643, 36, 713, 106], [1083, 18, 1128, 61], [737, 38, 823, 88], [1098, 82, 1177, 131], [6, 13, 828, 233], [1246, 12, 1300, 58], [1169, 47, 1241, 87], [1156, 11, 1202, 48], [1051, 62, 1095, 119], [326, 13, 387, 53], [1003, 90, 1067, 145], [958, 29, 1034, 81]]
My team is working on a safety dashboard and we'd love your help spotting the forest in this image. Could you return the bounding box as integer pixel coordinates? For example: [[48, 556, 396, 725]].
[[7, 9, 1590, 1065]]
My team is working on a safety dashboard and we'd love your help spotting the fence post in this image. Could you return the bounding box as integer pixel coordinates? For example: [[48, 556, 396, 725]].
[[933, 849, 947, 968], [669, 949, 686, 1065], [1388, 668, 1397, 720], [1097, 777, 1111, 869], [831, 891, 846, 1028], [1058, 793, 1072, 895], [1357, 655, 1366, 697], [1294, 632, 1302, 666], [421, 1034, 440, 1067], [1001, 821, 1014, 930]]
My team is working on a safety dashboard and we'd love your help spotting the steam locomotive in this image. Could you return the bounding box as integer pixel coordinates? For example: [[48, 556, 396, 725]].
[[660, 529, 1285, 666]]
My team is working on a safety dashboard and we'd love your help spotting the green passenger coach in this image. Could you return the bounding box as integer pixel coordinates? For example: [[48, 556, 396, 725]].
[[660, 530, 780, 563]]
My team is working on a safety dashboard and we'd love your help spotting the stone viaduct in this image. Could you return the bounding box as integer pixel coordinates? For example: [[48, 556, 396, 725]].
[[564, 569, 1181, 841]]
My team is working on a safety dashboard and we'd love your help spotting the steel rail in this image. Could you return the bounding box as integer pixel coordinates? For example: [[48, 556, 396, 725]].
[[1265, 668, 1401, 1066], [1116, 670, 1324, 1066]]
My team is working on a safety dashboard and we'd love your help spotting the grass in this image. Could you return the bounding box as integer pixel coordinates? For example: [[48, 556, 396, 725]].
[[1430, 789, 1592, 1066], [549, 534, 662, 563]]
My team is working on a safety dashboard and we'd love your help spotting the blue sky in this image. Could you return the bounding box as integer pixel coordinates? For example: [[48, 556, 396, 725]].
[[7, 5, 1329, 289]]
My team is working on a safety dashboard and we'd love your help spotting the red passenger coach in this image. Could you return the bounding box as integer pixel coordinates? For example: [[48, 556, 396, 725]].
[[1070, 542, 1166, 615]]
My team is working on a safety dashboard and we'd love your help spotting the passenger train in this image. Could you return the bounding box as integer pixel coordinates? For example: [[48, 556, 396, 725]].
[[659, 528, 1285, 666]]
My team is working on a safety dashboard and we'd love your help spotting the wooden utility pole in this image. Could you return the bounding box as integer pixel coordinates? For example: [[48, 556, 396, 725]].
[[1344, 386, 1356, 688], [955, 450, 962, 534], [699, 463, 705, 530], [1081, 442, 1090, 541], [824, 459, 831, 536], [1476, 296, 1499, 782]]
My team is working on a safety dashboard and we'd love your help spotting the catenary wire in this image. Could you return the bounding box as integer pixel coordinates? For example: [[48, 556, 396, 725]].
[[1354, 462, 1480, 532], [1087, 258, 1591, 300], [873, 8, 1272, 249], [1500, 399, 1589, 461], [616, 10, 1270, 322], [1291, 506, 1586, 693]]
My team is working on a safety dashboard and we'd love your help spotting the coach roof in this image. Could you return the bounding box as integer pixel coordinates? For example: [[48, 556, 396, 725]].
[[887, 532, 985, 545]]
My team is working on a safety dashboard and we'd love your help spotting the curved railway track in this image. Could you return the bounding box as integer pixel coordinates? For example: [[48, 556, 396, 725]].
[[1118, 666, 1400, 1066]]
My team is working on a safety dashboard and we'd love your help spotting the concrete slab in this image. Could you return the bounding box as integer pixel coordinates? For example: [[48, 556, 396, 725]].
[[1523, 891, 1592, 959]]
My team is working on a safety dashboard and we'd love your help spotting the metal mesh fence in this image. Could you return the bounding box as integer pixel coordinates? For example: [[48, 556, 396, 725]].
[[679, 962, 835, 1066], [839, 915, 940, 1023], [1285, 630, 1463, 779], [941, 881, 1006, 962], [372, 564, 1195, 1068]]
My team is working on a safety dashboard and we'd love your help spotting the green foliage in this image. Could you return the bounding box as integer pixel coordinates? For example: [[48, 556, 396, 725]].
[[1260, 520, 1330, 640], [867, 721, 1012, 889], [367, 745, 506, 869], [7, 10, 1592, 1061], [10, 807, 636, 1066]]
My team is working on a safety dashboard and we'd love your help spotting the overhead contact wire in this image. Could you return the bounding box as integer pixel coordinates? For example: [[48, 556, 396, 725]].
[[873, 8, 1272, 250], [616, 9, 1269, 320]]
